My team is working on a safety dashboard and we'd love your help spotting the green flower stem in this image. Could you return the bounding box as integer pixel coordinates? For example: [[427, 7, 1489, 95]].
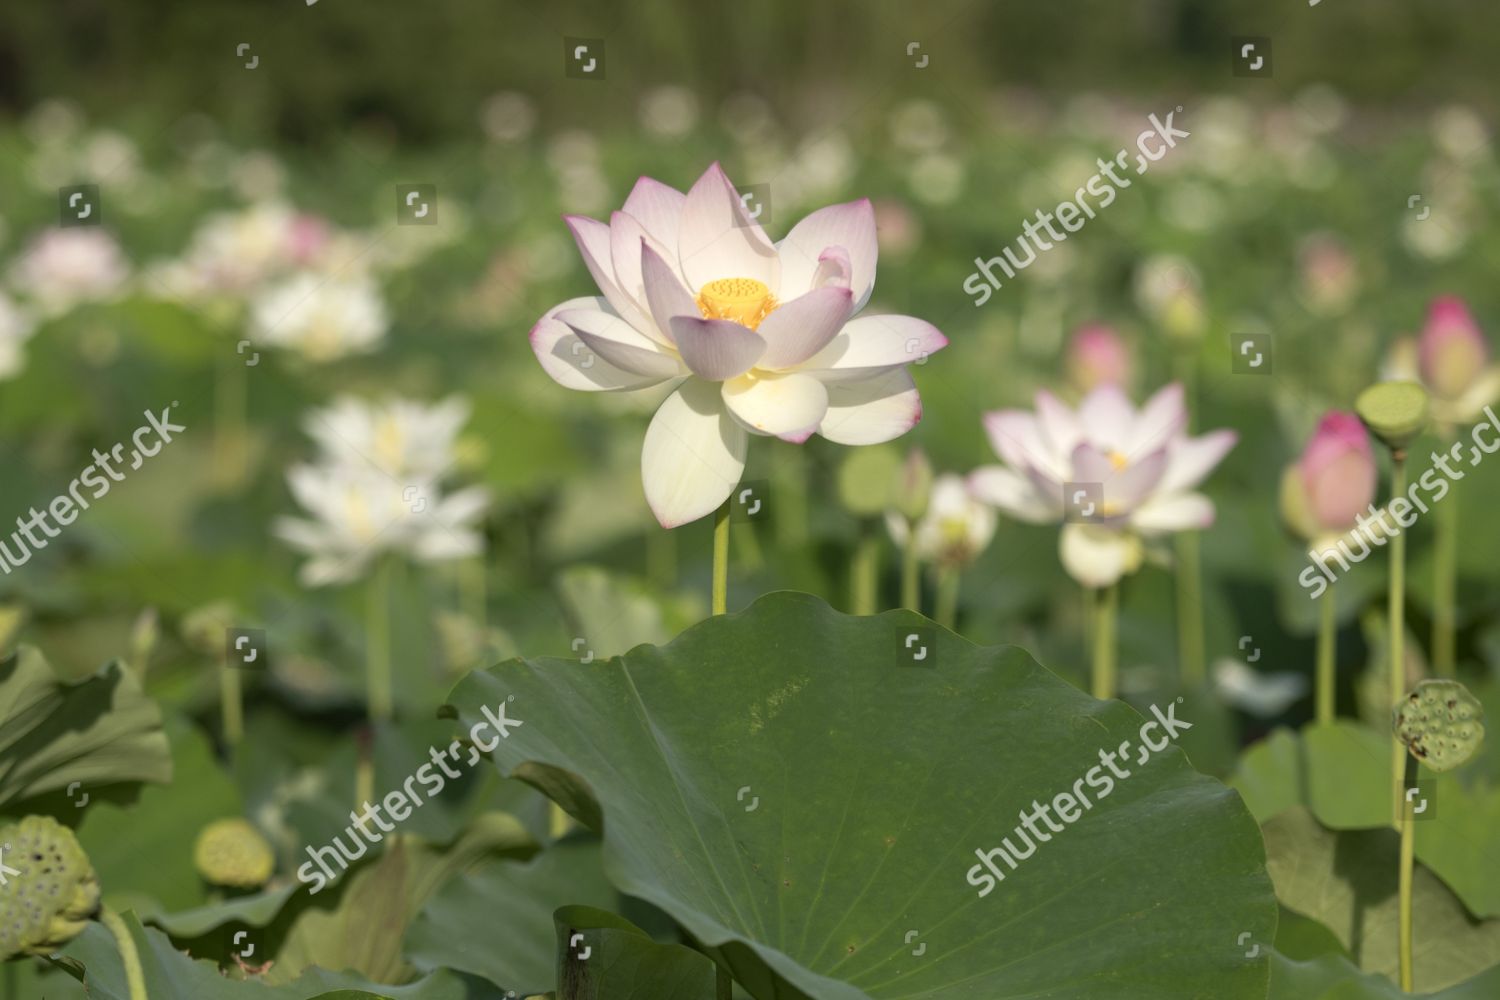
[[1389, 452, 1409, 826], [1399, 754, 1417, 992], [935, 565, 960, 631], [101, 907, 148, 1000], [1175, 530, 1205, 686], [220, 652, 243, 749], [368, 558, 394, 722], [460, 555, 487, 627], [850, 526, 880, 616], [1092, 583, 1119, 700], [712, 501, 730, 616], [213, 348, 247, 488], [1316, 582, 1337, 726], [1433, 474, 1458, 677], [900, 522, 920, 613]]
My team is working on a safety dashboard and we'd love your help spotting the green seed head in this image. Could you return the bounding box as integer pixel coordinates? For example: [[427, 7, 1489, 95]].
[[1355, 381, 1430, 453], [1392, 679, 1486, 772], [193, 818, 275, 889], [0, 815, 101, 959]]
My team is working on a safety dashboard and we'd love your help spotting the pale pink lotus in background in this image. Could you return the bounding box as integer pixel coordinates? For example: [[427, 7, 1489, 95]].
[[1385, 297, 1499, 430], [1066, 324, 1131, 394], [8, 228, 129, 317], [969, 383, 1236, 587], [1281, 411, 1376, 542], [531, 162, 947, 527]]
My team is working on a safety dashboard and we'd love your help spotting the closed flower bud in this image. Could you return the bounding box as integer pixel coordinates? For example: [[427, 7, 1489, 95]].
[[1297, 412, 1376, 534], [1419, 297, 1487, 401], [1066, 325, 1131, 394], [892, 448, 934, 522]]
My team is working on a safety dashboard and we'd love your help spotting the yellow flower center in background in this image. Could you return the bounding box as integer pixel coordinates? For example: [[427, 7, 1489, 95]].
[[1108, 450, 1130, 470], [696, 277, 778, 330]]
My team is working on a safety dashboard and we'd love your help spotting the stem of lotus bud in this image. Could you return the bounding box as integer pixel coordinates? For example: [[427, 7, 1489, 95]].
[[900, 520, 921, 614], [220, 643, 243, 749], [1398, 753, 1417, 991], [101, 907, 148, 1000], [213, 344, 248, 489], [1174, 530, 1205, 687], [1091, 583, 1119, 700], [851, 526, 880, 616], [1315, 582, 1337, 726], [712, 501, 730, 615], [1388, 452, 1409, 827], [1433, 464, 1458, 676], [460, 555, 487, 628], [369, 557, 394, 721], [935, 566, 960, 631]]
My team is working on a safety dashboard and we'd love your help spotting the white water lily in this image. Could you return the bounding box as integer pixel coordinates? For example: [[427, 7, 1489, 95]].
[[275, 396, 487, 587], [1212, 658, 1308, 718], [250, 272, 387, 362], [969, 383, 1236, 588], [9, 228, 129, 317], [885, 474, 996, 568], [531, 162, 947, 527]]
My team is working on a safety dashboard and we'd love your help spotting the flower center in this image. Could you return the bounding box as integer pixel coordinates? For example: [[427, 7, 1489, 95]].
[[1107, 450, 1130, 470], [696, 277, 777, 330]]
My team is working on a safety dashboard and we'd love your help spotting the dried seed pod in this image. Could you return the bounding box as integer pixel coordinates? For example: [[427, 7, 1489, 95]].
[[1392, 678, 1486, 772], [0, 815, 101, 959]]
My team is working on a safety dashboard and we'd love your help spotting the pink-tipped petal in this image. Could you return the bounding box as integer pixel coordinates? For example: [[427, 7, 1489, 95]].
[[622, 176, 687, 259], [1160, 429, 1238, 496], [668, 316, 766, 380], [564, 214, 653, 333], [558, 307, 685, 379], [676, 163, 779, 293], [798, 313, 946, 382], [969, 465, 1057, 524], [640, 241, 699, 338], [641, 379, 748, 528], [608, 211, 675, 345], [755, 286, 853, 370], [531, 303, 673, 392], [778, 199, 878, 308]]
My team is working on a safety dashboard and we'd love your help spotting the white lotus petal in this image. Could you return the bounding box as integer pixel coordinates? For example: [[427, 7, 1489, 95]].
[[676, 163, 779, 292], [777, 199, 878, 307], [1127, 382, 1187, 454], [968, 465, 1058, 524], [1158, 430, 1238, 495], [817, 368, 922, 445], [1132, 492, 1216, 534], [1078, 385, 1135, 452], [641, 378, 748, 528], [756, 286, 852, 370], [799, 313, 947, 382], [531, 297, 673, 391], [668, 316, 765, 380], [563, 215, 653, 332], [622, 176, 687, 261], [640, 242, 699, 337], [558, 308, 685, 379], [722, 371, 829, 442], [1059, 523, 1141, 589]]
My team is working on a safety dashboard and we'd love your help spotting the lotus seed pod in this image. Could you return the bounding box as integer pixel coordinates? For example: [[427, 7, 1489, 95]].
[[0, 815, 101, 959], [1392, 679, 1485, 772], [193, 818, 275, 889], [1355, 381, 1430, 453]]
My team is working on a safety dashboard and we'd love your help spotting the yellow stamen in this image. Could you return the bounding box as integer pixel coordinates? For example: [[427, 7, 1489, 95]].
[[1108, 450, 1129, 470], [696, 277, 777, 331]]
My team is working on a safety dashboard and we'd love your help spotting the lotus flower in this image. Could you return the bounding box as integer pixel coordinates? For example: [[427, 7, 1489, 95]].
[[531, 163, 947, 527], [0, 293, 36, 380], [885, 473, 996, 568], [1416, 297, 1499, 426], [969, 383, 1236, 587], [1066, 324, 1131, 394], [250, 272, 388, 362], [1280, 411, 1376, 541], [8, 228, 129, 317]]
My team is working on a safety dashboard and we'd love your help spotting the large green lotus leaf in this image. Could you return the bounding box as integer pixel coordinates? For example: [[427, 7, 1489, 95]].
[[54, 911, 488, 999], [553, 904, 717, 1000], [447, 591, 1277, 999], [1262, 807, 1500, 991], [1268, 947, 1500, 999], [1232, 724, 1500, 917], [406, 834, 618, 992], [265, 811, 537, 985], [0, 646, 171, 810]]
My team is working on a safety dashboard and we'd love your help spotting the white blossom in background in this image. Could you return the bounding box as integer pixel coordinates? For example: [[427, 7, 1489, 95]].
[[0, 293, 37, 379], [885, 474, 996, 568], [275, 396, 489, 587], [249, 272, 388, 362], [9, 228, 130, 317], [151, 202, 333, 303]]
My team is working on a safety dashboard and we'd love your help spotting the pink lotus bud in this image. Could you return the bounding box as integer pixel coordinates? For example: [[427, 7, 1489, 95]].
[[1419, 296, 1487, 399], [1067, 324, 1131, 393], [1299, 411, 1376, 533]]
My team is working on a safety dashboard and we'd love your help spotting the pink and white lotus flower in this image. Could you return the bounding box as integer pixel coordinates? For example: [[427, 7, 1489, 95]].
[[969, 383, 1236, 587], [531, 163, 947, 528]]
